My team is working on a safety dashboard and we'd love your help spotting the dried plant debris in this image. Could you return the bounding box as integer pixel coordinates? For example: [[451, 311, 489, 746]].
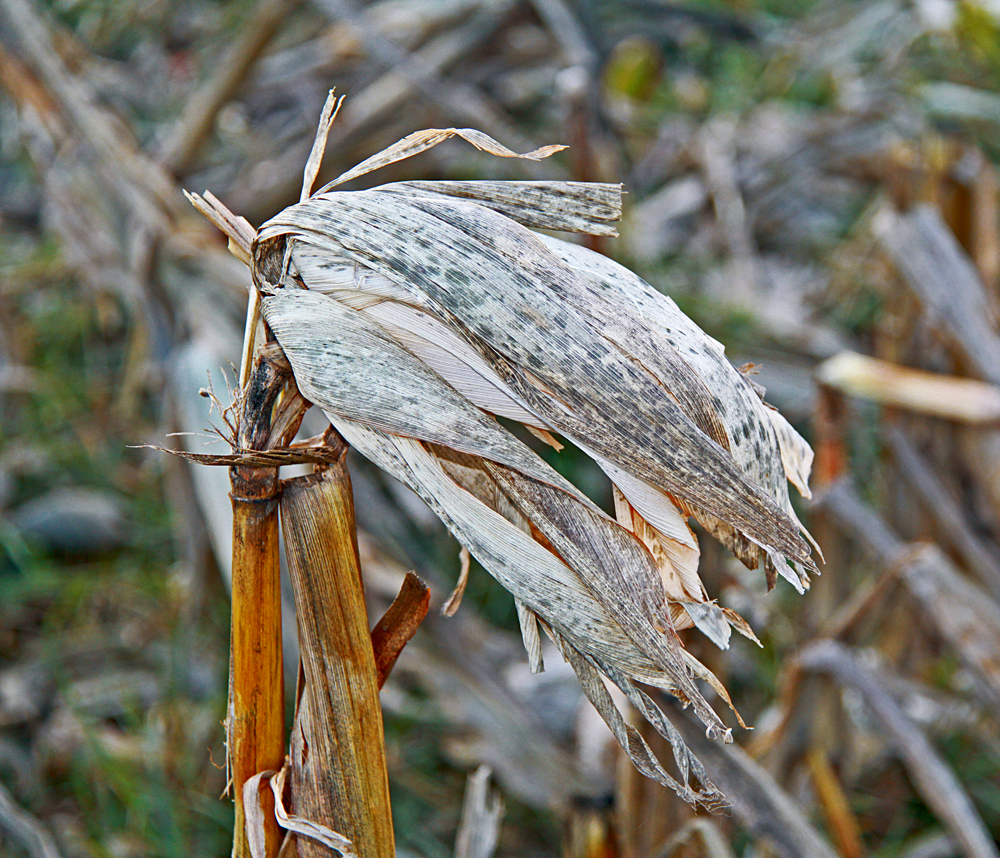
[[195, 111, 817, 808]]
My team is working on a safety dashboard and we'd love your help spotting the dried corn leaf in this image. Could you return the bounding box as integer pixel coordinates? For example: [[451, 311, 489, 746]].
[[243, 772, 272, 858], [341, 421, 750, 765], [801, 641, 1000, 858], [898, 545, 1000, 716], [679, 601, 733, 650], [442, 546, 472, 617], [261, 288, 562, 485], [514, 599, 543, 675], [269, 766, 356, 858], [608, 466, 702, 565], [609, 484, 749, 649], [539, 235, 814, 582], [301, 91, 344, 203], [238, 121, 817, 805], [387, 180, 623, 235], [670, 710, 841, 858], [279, 230, 813, 595], [535, 236, 782, 493], [279, 248, 546, 443], [336, 423, 710, 705], [423, 450, 743, 725], [485, 461, 719, 711], [317, 127, 565, 193], [257, 189, 814, 576], [817, 350, 1000, 424], [454, 766, 503, 858], [765, 406, 814, 500], [549, 627, 728, 810]]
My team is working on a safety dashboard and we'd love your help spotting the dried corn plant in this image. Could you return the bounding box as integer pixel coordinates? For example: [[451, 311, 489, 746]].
[[7, 1, 1000, 855], [193, 90, 819, 829]]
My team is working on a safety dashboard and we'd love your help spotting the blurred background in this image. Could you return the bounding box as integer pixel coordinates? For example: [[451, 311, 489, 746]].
[[2, 0, 1000, 855]]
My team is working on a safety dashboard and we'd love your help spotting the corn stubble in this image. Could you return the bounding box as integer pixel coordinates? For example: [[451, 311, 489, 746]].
[[198, 96, 818, 850], [282, 463, 394, 858]]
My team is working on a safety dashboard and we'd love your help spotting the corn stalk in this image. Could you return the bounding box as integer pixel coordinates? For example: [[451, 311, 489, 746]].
[[282, 460, 395, 858], [229, 352, 287, 858]]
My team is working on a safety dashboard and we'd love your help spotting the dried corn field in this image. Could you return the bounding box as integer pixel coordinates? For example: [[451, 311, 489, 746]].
[[2, 0, 1000, 856]]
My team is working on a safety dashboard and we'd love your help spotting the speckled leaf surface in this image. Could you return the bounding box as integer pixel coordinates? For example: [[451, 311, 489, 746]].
[[384, 180, 623, 235], [329, 420, 732, 804], [249, 131, 817, 807], [261, 288, 560, 488], [257, 190, 813, 575], [334, 423, 711, 697]]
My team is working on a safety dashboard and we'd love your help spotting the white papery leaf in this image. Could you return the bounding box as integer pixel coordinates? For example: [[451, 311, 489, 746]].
[[548, 626, 728, 809], [599, 453, 702, 576], [537, 234, 814, 586], [241, 122, 819, 809], [291, 245, 542, 423], [764, 406, 815, 500], [264, 289, 718, 705], [384, 180, 623, 235], [515, 599, 544, 675], [242, 772, 271, 858], [262, 289, 557, 486], [334, 422, 709, 698], [258, 190, 814, 576], [288, 231, 810, 604], [317, 127, 565, 192], [269, 766, 355, 857]]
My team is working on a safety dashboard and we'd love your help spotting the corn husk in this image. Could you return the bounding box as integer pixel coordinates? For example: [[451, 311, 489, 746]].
[[221, 120, 816, 808]]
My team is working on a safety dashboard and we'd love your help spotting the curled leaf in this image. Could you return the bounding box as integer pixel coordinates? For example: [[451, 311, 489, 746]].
[[317, 127, 565, 193], [270, 765, 356, 857]]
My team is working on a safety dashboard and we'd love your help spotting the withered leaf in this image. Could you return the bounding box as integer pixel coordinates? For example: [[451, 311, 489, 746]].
[[258, 190, 814, 576], [228, 120, 819, 807]]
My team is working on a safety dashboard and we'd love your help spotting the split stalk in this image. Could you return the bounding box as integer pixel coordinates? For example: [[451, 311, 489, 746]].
[[282, 459, 395, 858]]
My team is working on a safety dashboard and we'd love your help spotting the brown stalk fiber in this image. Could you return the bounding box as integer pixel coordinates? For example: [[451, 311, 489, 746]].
[[806, 747, 865, 858], [230, 355, 287, 858], [281, 463, 394, 858], [370, 571, 431, 689]]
